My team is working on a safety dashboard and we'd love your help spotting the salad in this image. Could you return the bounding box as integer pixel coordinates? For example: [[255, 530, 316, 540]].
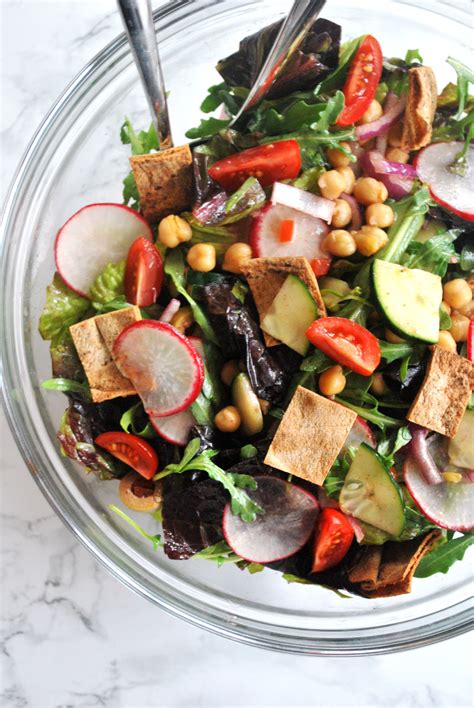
[[39, 17, 474, 598]]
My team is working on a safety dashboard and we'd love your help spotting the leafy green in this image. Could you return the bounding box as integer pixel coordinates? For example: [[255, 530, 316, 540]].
[[164, 249, 218, 344], [109, 505, 162, 550], [446, 57, 474, 119], [120, 118, 160, 209], [439, 307, 452, 331], [42, 377, 91, 399], [194, 540, 241, 566], [249, 90, 344, 136], [39, 273, 91, 342], [377, 426, 411, 467], [402, 231, 458, 276], [89, 260, 125, 306], [317, 35, 365, 94], [181, 213, 236, 256], [224, 177, 266, 218], [377, 187, 432, 264], [460, 243, 474, 272], [300, 348, 333, 373], [199, 82, 243, 115], [335, 394, 401, 430], [154, 439, 263, 522], [379, 340, 425, 364], [405, 48, 423, 65], [185, 117, 231, 140], [240, 444, 258, 460], [292, 166, 326, 192], [414, 533, 474, 578], [120, 401, 157, 439], [92, 296, 131, 315], [282, 573, 312, 585], [324, 456, 350, 498]]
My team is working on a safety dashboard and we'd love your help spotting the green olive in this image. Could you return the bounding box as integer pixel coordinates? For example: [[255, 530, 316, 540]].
[[119, 472, 163, 512], [319, 277, 350, 312], [232, 372, 264, 436]]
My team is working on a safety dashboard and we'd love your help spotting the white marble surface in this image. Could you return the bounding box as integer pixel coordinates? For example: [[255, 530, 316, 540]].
[[1, 1, 473, 706]]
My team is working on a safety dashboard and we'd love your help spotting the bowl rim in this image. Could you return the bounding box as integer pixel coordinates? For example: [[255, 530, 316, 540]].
[[2, 0, 473, 656]]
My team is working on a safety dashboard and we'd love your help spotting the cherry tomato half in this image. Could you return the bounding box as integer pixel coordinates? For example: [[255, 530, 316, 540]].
[[306, 317, 381, 376], [310, 257, 332, 277], [95, 431, 158, 480], [311, 508, 354, 574], [336, 36, 383, 127], [124, 236, 163, 307], [467, 317, 474, 362], [208, 140, 302, 192]]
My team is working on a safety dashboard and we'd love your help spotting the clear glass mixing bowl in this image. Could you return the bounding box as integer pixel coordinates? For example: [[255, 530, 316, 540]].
[[2, 0, 473, 655]]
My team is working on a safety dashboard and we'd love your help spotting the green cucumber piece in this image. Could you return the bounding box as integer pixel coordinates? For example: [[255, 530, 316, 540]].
[[339, 443, 405, 537], [448, 408, 474, 469], [372, 259, 442, 343], [261, 274, 318, 355]]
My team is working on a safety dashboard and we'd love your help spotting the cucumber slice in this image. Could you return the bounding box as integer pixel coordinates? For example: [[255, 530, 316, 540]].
[[448, 408, 474, 469], [339, 443, 405, 537], [372, 259, 442, 343], [261, 274, 318, 355]]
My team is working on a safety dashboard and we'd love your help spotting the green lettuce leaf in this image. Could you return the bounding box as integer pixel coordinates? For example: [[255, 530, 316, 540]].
[[90, 260, 126, 306], [120, 117, 160, 209], [39, 273, 90, 342]]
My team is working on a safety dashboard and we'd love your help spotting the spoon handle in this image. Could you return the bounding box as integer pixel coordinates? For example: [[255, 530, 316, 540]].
[[231, 0, 326, 123], [117, 0, 172, 149]]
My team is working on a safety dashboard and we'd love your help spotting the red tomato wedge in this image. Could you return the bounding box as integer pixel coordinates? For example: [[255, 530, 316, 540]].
[[336, 36, 383, 126], [310, 257, 332, 277], [306, 317, 381, 376], [468, 317, 474, 362], [95, 432, 158, 480], [311, 508, 354, 573], [208, 140, 302, 192], [124, 236, 163, 307]]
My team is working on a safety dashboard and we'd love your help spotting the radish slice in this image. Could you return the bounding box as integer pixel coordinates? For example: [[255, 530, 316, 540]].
[[341, 416, 376, 455], [113, 321, 204, 417], [415, 142, 474, 221], [250, 203, 329, 260], [271, 182, 335, 223], [55, 203, 153, 297], [404, 456, 474, 531], [222, 475, 319, 564], [150, 408, 195, 446], [159, 298, 181, 324]]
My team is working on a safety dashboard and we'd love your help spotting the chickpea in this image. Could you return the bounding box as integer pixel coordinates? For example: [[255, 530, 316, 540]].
[[331, 199, 352, 228], [457, 300, 474, 318], [258, 398, 271, 414], [119, 473, 163, 513], [319, 365, 346, 397], [353, 177, 388, 206], [354, 225, 388, 257], [388, 121, 404, 147], [170, 306, 194, 333], [437, 330, 457, 353], [443, 471, 463, 484], [443, 279, 472, 310], [322, 229, 357, 257], [365, 203, 394, 229], [358, 99, 383, 125], [187, 243, 216, 272], [158, 214, 192, 248], [385, 328, 406, 344], [220, 359, 240, 386], [371, 372, 388, 396], [440, 301, 451, 316], [326, 142, 352, 168], [222, 242, 253, 274], [319, 277, 350, 312], [385, 147, 410, 164], [318, 170, 346, 200], [336, 166, 356, 195], [214, 405, 242, 433], [449, 313, 470, 342]]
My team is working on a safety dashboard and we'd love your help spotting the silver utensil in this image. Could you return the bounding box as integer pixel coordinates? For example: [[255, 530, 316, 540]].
[[230, 0, 327, 124], [117, 0, 172, 149]]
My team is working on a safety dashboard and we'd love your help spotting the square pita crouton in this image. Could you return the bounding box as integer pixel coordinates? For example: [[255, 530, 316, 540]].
[[407, 346, 473, 437], [69, 306, 141, 403], [401, 66, 437, 151], [241, 257, 326, 346], [130, 144, 193, 222], [264, 386, 356, 485]]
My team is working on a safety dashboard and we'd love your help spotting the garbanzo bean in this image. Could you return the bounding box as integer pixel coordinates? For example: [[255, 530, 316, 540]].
[[323, 230, 357, 257], [318, 170, 346, 200], [326, 142, 352, 168], [222, 242, 253, 274], [220, 360, 240, 386], [358, 99, 383, 125], [371, 372, 388, 396], [158, 214, 192, 248], [331, 199, 352, 228], [365, 203, 394, 229], [353, 177, 388, 205], [449, 313, 470, 342], [214, 406, 242, 433], [354, 225, 388, 257], [388, 121, 403, 147], [437, 330, 457, 352], [385, 147, 409, 163], [187, 243, 216, 272], [385, 328, 406, 344], [336, 166, 356, 195], [319, 365, 346, 396], [443, 279, 472, 310]]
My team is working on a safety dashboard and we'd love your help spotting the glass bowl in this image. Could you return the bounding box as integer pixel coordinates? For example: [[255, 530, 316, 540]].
[[2, 0, 473, 655]]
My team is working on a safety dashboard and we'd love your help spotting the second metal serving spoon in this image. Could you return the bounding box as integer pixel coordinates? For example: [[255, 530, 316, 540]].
[[117, 0, 326, 149]]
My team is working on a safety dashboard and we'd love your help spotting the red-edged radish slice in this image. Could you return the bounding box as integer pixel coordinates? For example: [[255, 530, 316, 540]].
[[271, 182, 335, 223], [55, 203, 153, 297], [249, 203, 330, 260], [222, 475, 319, 563], [415, 142, 474, 222], [150, 408, 195, 446], [113, 321, 204, 417], [341, 416, 376, 455], [404, 442, 474, 531]]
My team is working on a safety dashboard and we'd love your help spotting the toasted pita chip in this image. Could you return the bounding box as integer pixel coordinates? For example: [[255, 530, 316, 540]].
[[264, 386, 357, 485], [241, 257, 326, 346], [407, 346, 474, 438], [348, 531, 442, 598], [95, 306, 141, 352], [401, 66, 438, 152], [130, 144, 193, 223]]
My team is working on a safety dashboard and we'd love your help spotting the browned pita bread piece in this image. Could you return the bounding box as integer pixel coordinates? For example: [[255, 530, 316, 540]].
[[130, 144, 193, 223], [347, 531, 442, 598], [401, 66, 438, 152], [241, 257, 326, 347]]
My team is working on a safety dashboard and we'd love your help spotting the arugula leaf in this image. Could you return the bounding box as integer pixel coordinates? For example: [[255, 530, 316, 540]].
[[109, 504, 162, 551], [89, 260, 125, 305], [164, 249, 218, 344], [42, 377, 91, 400], [379, 339, 425, 364], [120, 401, 157, 439], [92, 296, 131, 315], [122, 171, 140, 211], [377, 425, 411, 466], [282, 573, 312, 585], [185, 117, 232, 140], [405, 48, 423, 65], [317, 35, 365, 94], [402, 231, 458, 276], [120, 118, 160, 209], [414, 533, 474, 578], [446, 57, 474, 119], [194, 540, 241, 566], [155, 439, 263, 522], [324, 456, 350, 498], [300, 348, 333, 373], [292, 166, 325, 192], [39, 273, 91, 342], [249, 91, 344, 136], [335, 395, 401, 430]]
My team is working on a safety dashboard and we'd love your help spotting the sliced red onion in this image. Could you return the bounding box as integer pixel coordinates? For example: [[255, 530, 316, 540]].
[[375, 93, 399, 155], [193, 191, 228, 224], [408, 425, 444, 485], [159, 298, 181, 323], [466, 471, 474, 483], [271, 181, 335, 223], [339, 193, 362, 231], [361, 150, 416, 199], [355, 95, 406, 142], [347, 515, 365, 543]]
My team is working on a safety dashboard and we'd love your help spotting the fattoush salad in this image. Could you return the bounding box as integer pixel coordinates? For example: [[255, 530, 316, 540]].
[[39, 18, 474, 598]]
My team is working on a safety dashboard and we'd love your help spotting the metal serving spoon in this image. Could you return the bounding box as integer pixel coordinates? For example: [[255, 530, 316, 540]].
[[117, 0, 326, 147]]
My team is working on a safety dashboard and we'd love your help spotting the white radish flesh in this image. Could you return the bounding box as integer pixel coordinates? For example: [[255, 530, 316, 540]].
[[250, 203, 329, 260]]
